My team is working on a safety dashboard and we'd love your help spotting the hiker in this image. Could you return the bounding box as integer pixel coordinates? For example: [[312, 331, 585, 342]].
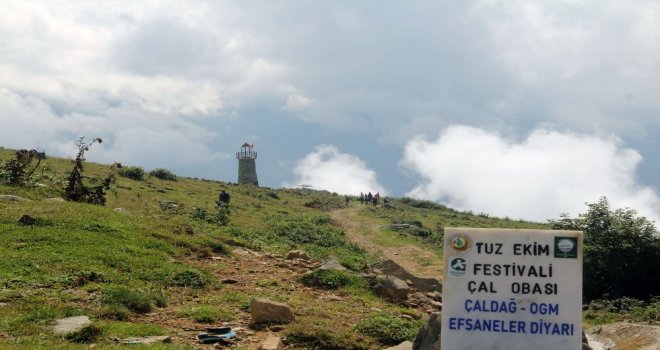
[[367, 192, 373, 204], [359, 192, 364, 204], [345, 195, 350, 206], [217, 189, 230, 206], [383, 196, 390, 204]]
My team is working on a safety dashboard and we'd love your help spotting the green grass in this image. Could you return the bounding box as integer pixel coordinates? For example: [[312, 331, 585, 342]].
[[177, 304, 234, 323]]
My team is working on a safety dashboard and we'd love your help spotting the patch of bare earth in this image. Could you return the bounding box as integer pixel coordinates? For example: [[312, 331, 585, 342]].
[[330, 207, 444, 280], [134, 247, 380, 349]]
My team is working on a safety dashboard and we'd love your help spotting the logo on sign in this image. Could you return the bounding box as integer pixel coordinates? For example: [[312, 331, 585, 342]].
[[448, 233, 472, 253], [448, 257, 467, 277], [554, 236, 578, 258]]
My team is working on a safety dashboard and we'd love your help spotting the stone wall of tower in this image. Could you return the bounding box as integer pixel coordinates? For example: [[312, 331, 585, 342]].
[[238, 158, 258, 186]]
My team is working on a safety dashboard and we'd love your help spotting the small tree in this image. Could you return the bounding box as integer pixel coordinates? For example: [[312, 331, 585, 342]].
[[64, 137, 121, 206], [550, 197, 660, 301], [0, 149, 45, 186]]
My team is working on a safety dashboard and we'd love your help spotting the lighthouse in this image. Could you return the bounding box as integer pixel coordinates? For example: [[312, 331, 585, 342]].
[[236, 143, 258, 186]]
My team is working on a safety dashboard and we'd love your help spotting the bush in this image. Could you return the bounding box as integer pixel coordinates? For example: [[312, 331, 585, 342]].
[[399, 197, 448, 210], [190, 205, 230, 226], [99, 304, 131, 320], [66, 324, 101, 343], [301, 269, 359, 289], [119, 166, 145, 181], [64, 137, 120, 206], [101, 287, 154, 314], [169, 270, 210, 289], [550, 197, 660, 301], [150, 168, 177, 181], [356, 315, 422, 345]]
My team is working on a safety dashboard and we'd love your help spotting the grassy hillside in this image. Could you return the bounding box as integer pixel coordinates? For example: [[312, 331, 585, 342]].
[[0, 147, 549, 349]]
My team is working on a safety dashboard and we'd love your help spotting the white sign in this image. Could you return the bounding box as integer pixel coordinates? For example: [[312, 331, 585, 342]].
[[441, 228, 583, 350]]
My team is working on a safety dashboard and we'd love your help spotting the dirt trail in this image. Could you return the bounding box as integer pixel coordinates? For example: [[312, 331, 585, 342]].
[[330, 206, 444, 279]]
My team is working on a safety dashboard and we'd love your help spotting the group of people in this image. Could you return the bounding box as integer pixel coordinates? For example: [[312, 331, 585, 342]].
[[358, 191, 383, 206]]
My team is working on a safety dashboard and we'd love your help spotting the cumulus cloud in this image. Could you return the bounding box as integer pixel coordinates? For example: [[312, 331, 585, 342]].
[[402, 125, 660, 223], [285, 145, 386, 195]]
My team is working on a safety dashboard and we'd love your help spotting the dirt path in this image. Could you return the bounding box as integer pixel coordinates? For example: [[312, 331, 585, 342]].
[[330, 206, 444, 279]]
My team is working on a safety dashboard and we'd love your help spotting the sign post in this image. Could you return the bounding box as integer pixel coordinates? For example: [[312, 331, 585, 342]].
[[441, 228, 583, 349]]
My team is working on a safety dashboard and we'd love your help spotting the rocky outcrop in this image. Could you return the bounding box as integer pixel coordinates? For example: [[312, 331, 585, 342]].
[[372, 260, 442, 293], [373, 275, 410, 301], [0, 195, 31, 203], [586, 323, 660, 350], [413, 312, 441, 350], [250, 298, 295, 324], [52, 316, 91, 335]]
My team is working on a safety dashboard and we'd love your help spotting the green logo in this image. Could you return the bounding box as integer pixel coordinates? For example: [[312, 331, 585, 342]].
[[448, 257, 467, 277], [554, 237, 578, 258]]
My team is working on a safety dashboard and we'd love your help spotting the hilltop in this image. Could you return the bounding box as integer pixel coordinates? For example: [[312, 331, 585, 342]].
[[2, 146, 654, 349]]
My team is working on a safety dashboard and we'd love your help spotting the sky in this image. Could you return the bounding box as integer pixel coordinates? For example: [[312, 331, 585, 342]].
[[1, 0, 660, 223]]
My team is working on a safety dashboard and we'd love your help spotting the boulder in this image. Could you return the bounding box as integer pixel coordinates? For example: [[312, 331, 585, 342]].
[[373, 275, 410, 301], [44, 197, 66, 203], [372, 260, 442, 293], [52, 316, 91, 335], [318, 259, 347, 271], [0, 195, 31, 203], [286, 250, 311, 261], [413, 312, 441, 350], [250, 298, 295, 324], [384, 340, 413, 350]]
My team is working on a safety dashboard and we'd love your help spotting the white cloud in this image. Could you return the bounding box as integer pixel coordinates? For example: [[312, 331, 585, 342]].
[[0, 88, 227, 176], [285, 145, 386, 195], [402, 125, 660, 223]]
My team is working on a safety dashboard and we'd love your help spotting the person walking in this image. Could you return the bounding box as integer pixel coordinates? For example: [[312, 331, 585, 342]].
[[217, 189, 230, 206]]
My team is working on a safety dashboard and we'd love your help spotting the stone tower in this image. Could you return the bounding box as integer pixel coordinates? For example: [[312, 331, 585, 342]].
[[236, 143, 258, 186]]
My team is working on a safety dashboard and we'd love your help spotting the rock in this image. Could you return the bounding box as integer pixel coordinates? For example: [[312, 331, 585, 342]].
[[373, 275, 410, 301], [372, 260, 442, 293], [0, 195, 31, 203], [320, 294, 343, 302], [318, 259, 347, 271], [260, 334, 281, 350], [17, 215, 37, 225], [121, 336, 171, 345], [44, 197, 66, 203], [586, 322, 659, 350], [221, 278, 238, 284], [412, 312, 441, 350], [384, 340, 413, 350], [425, 291, 442, 302], [53, 316, 91, 335], [269, 325, 286, 332], [250, 298, 295, 324], [409, 292, 433, 306], [113, 207, 127, 213], [286, 250, 311, 261]]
